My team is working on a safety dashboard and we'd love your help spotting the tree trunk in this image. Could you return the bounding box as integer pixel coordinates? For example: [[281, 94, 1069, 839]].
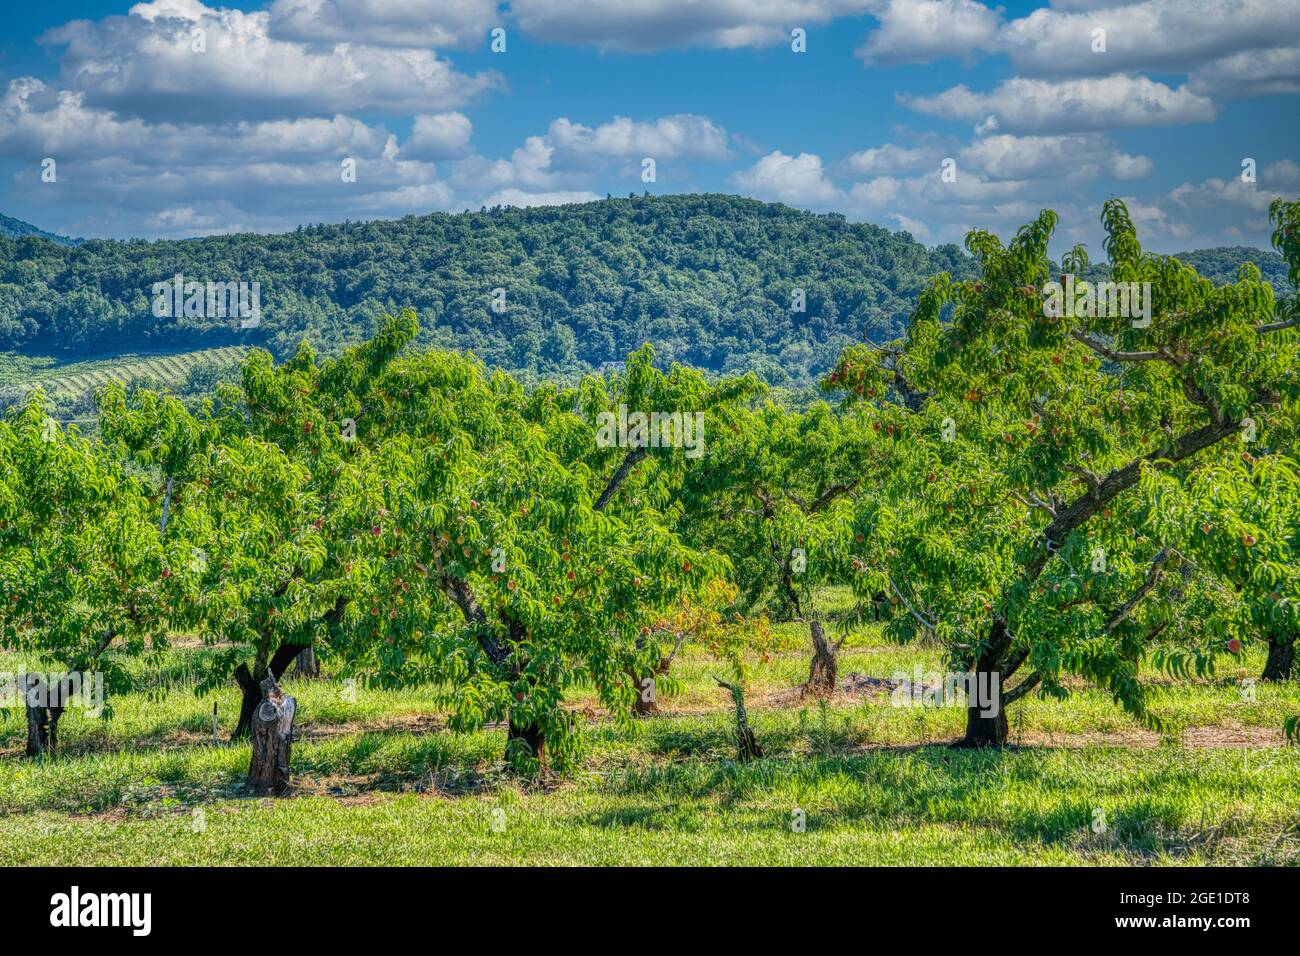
[[631, 671, 659, 716], [956, 628, 1010, 748], [25, 703, 63, 756], [247, 677, 296, 796], [232, 641, 307, 739], [956, 696, 1008, 748], [870, 590, 887, 621], [802, 619, 838, 697], [293, 646, 320, 679], [1263, 633, 1295, 682], [717, 679, 763, 762], [506, 718, 546, 767], [21, 673, 65, 757]]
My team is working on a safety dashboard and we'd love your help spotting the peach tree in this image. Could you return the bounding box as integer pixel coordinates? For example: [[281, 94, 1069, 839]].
[[332, 339, 731, 770], [96, 316, 419, 736], [830, 199, 1299, 746], [0, 398, 171, 753]]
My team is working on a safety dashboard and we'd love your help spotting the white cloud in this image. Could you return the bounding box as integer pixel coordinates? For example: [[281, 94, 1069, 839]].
[[1189, 46, 1300, 97], [547, 115, 732, 162], [731, 151, 843, 205], [957, 132, 1151, 181], [997, 0, 1300, 79], [268, 0, 500, 49], [44, 0, 502, 122], [508, 0, 874, 52], [901, 74, 1216, 133], [889, 212, 930, 240], [0, 79, 392, 163], [404, 113, 474, 160], [449, 114, 731, 195], [856, 0, 1002, 65], [1108, 152, 1152, 180], [844, 142, 941, 176]]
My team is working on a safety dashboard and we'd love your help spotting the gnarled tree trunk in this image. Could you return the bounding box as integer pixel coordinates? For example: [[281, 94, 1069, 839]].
[[247, 677, 296, 795], [1263, 633, 1295, 682], [233, 641, 306, 740], [631, 671, 659, 717], [802, 619, 841, 697], [955, 630, 1010, 748]]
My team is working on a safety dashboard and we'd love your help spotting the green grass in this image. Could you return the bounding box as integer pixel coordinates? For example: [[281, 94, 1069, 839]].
[[2, 610, 1298, 866]]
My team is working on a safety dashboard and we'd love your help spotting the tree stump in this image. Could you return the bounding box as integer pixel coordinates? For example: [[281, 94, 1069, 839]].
[[248, 677, 296, 795]]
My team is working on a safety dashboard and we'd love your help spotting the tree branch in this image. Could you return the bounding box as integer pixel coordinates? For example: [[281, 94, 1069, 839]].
[[886, 574, 935, 640], [806, 480, 858, 514], [1258, 317, 1299, 333], [1105, 548, 1170, 631], [1003, 671, 1041, 705], [1069, 330, 1163, 363], [594, 445, 648, 512], [1027, 417, 1240, 580]]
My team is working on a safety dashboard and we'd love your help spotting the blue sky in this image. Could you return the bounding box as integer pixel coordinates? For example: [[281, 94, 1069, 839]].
[[1, 0, 1297, 253]]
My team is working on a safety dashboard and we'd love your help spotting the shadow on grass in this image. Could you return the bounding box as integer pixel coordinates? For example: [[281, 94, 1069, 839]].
[[578, 744, 1298, 861]]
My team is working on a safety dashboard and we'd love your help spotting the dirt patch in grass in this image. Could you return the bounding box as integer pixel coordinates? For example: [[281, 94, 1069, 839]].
[[294, 711, 446, 741], [761, 671, 942, 708], [1006, 723, 1290, 749]]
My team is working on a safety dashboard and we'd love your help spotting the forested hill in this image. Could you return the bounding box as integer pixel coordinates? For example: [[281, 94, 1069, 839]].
[[0, 194, 972, 384], [2, 195, 1289, 386], [0, 213, 79, 246], [1170, 245, 1289, 289]]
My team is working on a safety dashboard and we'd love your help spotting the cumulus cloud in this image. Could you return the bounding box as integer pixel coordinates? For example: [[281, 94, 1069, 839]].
[[843, 142, 942, 176], [547, 115, 732, 162], [957, 132, 1151, 181], [856, 0, 1003, 65], [0, 79, 392, 164], [997, 0, 1300, 79], [449, 114, 731, 195], [509, 0, 874, 52], [901, 75, 1216, 133], [731, 151, 843, 205], [404, 113, 474, 160], [1, 76, 666, 236], [42, 0, 503, 122], [268, 0, 500, 49], [1189, 46, 1300, 97], [851, 0, 1300, 92]]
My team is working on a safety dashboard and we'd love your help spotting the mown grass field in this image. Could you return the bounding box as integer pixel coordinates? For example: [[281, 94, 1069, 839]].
[[2, 599, 1298, 866]]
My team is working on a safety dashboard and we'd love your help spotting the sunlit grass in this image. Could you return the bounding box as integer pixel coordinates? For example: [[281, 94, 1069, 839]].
[[2, 590, 1297, 866]]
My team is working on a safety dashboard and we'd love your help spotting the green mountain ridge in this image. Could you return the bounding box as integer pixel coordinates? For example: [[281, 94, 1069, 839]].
[[0, 212, 80, 246], [0, 196, 1288, 386]]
